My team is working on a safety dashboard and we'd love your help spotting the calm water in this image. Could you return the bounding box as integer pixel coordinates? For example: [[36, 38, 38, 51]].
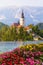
[[0, 41, 43, 53]]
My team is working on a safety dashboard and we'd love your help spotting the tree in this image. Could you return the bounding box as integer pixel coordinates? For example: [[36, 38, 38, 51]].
[[0, 26, 9, 41], [39, 30, 43, 37], [3, 26, 17, 41], [32, 25, 40, 34]]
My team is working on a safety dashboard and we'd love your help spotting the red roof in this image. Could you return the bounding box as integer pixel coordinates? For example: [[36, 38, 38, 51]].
[[11, 23, 19, 27]]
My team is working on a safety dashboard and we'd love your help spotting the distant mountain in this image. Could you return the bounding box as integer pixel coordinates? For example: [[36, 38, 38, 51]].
[[37, 23, 43, 30], [0, 6, 43, 26], [0, 22, 8, 29]]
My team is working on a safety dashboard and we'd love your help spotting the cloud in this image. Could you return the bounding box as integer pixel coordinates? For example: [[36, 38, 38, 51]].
[[30, 14, 34, 19], [0, 15, 6, 20], [30, 14, 40, 23], [15, 14, 20, 19], [0, 0, 43, 8], [34, 12, 41, 16], [15, 8, 22, 19], [33, 19, 40, 23]]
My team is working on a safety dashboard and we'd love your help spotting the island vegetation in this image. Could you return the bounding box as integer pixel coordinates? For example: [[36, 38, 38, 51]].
[[0, 23, 43, 41]]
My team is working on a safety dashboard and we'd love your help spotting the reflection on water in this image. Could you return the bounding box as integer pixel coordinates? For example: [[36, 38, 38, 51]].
[[0, 41, 43, 53]]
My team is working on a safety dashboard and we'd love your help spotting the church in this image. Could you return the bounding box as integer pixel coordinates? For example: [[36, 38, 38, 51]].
[[11, 11, 32, 31], [11, 11, 25, 27]]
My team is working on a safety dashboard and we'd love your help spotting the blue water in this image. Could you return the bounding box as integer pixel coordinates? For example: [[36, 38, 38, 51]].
[[0, 41, 43, 53]]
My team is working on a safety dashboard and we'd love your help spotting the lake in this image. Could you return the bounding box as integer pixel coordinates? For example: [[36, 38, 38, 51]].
[[0, 41, 43, 53]]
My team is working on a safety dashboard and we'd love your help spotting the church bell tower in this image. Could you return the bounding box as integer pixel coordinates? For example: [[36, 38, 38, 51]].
[[20, 10, 24, 26]]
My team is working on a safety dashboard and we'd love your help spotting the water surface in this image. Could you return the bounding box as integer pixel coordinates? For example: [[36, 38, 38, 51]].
[[0, 41, 43, 53]]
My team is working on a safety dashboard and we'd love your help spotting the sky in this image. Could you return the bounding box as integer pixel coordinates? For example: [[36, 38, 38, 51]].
[[0, 0, 43, 8], [0, 0, 43, 25]]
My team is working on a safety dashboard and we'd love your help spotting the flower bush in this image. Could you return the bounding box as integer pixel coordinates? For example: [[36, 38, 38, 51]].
[[0, 43, 43, 65]]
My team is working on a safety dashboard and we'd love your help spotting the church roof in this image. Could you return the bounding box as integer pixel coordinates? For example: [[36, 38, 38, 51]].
[[24, 26, 31, 30], [11, 23, 19, 27], [21, 10, 24, 18]]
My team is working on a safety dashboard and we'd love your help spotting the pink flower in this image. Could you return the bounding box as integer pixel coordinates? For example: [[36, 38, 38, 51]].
[[2, 63, 6, 65], [42, 62, 43, 65], [35, 60, 40, 64]]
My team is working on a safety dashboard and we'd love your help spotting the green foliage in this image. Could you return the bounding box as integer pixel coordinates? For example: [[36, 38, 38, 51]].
[[0, 24, 43, 41], [0, 22, 8, 29], [32, 25, 43, 38], [0, 26, 33, 41], [39, 30, 43, 37]]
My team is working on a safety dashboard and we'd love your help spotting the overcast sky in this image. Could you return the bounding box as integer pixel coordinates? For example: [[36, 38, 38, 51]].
[[0, 0, 43, 8]]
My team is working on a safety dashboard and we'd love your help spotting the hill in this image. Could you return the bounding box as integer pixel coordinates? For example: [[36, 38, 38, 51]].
[[0, 22, 8, 29], [37, 23, 43, 30]]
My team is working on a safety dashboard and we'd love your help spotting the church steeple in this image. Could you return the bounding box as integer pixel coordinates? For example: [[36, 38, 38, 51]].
[[21, 10, 24, 18], [20, 10, 24, 26]]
